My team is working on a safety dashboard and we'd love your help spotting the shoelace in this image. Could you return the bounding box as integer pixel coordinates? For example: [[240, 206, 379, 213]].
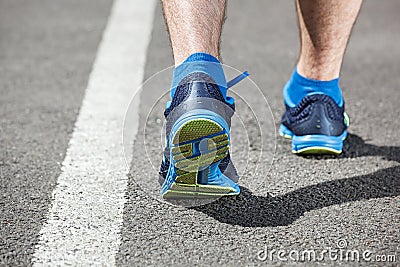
[[227, 71, 249, 88]]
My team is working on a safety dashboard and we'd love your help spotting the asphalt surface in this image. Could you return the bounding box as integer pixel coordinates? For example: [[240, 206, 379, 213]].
[[1, 0, 399, 266], [0, 0, 113, 265]]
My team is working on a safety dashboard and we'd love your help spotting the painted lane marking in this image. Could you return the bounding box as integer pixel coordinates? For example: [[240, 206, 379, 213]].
[[32, 0, 156, 265]]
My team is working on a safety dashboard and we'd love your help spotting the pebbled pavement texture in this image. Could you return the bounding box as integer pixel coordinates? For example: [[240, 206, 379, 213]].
[[0, 0, 399, 266]]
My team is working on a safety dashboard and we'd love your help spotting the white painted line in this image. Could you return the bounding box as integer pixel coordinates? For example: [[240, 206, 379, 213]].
[[32, 0, 156, 265]]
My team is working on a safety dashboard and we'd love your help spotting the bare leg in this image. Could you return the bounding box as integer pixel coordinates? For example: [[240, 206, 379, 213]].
[[161, 0, 226, 65], [296, 0, 363, 80]]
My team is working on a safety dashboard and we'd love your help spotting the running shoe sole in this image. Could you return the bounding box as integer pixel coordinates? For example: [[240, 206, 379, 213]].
[[162, 117, 239, 199], [279, 113, 350, 155]]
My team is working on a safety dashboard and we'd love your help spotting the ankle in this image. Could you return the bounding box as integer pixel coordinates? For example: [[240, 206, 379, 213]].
[[297, 62, 340, 81], [171, 52, 227, 99], [283, 67, 343, 107]]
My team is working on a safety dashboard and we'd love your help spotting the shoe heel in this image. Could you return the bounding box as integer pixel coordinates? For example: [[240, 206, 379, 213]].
[[163, 117, 238, 198], [172, 119, 229, 183], [291, 131, 347, 155]]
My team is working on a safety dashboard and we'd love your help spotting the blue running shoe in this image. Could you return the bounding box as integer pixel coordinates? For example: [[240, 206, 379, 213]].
[[280, 93, 350, 155], [159, 71, 247, 199]]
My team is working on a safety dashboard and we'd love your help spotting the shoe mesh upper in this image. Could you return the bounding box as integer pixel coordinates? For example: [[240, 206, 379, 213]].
[[282, 94, 346, 136], [286, 94, 345, 125]]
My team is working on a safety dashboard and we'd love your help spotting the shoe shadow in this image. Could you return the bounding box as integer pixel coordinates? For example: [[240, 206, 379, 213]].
[[341, 133, 400, 163], [297, 133, 400, 163], [193, 165, 400, 227]]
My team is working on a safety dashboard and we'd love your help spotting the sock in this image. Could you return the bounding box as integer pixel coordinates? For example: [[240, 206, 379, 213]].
[[283, 67, 343, 107], [170, 52, 227, 99]]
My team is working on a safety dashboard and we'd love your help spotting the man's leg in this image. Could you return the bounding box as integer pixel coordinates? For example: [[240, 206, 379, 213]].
[[159, 0, 241, 199], [280, 0, 363, 154], [161, 0, 226, 65], [296, 0, 363, 80]]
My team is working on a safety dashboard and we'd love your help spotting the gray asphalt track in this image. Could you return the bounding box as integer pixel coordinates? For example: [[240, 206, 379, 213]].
[[0, 0, 113, 265], [1, 0, 399, 266]]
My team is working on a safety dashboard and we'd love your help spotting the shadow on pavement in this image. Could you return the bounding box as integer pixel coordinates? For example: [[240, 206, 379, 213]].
[[342, 133, 400, 163], [194, 166, 400, 227], [298, 133, 400, 163]]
